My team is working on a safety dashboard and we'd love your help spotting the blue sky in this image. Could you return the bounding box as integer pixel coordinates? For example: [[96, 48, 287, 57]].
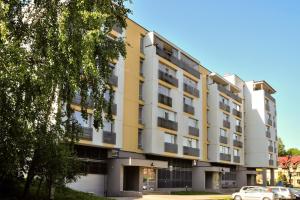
[[127, 0, 300, 149]]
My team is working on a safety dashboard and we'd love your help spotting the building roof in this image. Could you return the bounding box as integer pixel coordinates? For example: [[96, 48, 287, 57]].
[[278, 156, 300, 168]]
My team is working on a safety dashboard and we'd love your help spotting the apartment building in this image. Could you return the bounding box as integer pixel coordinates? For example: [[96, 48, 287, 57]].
[[67, 18, 278, 196], [275, 156, 300, 187]]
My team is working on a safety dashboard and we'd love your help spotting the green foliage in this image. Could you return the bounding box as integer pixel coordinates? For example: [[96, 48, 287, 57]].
[[278, 137, 287, 156], [286, 148, 300, 156], [0, 0, 129, 199]]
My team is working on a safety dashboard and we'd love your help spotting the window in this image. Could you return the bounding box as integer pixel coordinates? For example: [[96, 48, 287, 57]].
[[139, 81, 143, 100], [297, 180, 300, 184], [138, 129, 143, 149], [236, 119, 241, 126], [139, 106, 143, 124], [268, 113, 272, 120], [223, 113, 229, 121], [164, 133, 176, 144], [266, 126, 270, 132], [269, 153, 272, 160], [269, 140, 272, 146], [219, 146, 230, 154], [233, 102, 240, 111], [140, 35, 144, 53], [158, 108, 176, 121], [220, 128, 227, 137], [188, 118, 198, 128], [183, 96, 193, 106], [103, 120, 114, 132], [265, 98, 269, 105], [74, 111, 91, 127], [180, 53, 198, 70], [109, 63, 116, 76], [184, 137, 198, 148], [220, 95, 229, 105], [233, 149, 239, 156], [158, 84, 170, 96], [233, 133, 240, 141], [184, 76, 197, 88], [140, 60, 144, 76], [159, 63, 176, 77]]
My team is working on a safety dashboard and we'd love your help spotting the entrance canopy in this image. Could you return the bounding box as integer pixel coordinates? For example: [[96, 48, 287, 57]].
[[122, 158, 168, 169]]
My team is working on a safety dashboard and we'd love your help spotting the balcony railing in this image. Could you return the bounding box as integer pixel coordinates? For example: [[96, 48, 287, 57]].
[[79, 127, 93, 141], [232, 108, 242, 118], [219, 136, 228, 144], [183, 83, 200, 97], [183, 104, 195, 115], [157, 117, 178, 131], [217, 85, 242, 103], [183, 146, 200, 157], [164, 143, 178, 154], [223, 120, 231, 129], [267, 119, 273, 126], [268, 146, 274, 152], [233, 140, 243, 148], [104, 100, 117, 115], [265, 103, 270, 111], [235, 125, 243, 133], [109, 74, 118, 87], [233, 156, 240, 163], [158, 70, 178, 87], [156, 47, 200, 78], [219, 102, 230, 112], [102, 131, 116, 144], [72, 94, 93, 108], [269, 159, 274, 166], [158, 93, 172, 107], [188, 126, 199, 137], [266, 131, 271, 138], [265, 92, 276, 103], [220, 153, 231, 162]]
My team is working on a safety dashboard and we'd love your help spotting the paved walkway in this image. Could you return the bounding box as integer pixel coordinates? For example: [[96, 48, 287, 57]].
[[114, 194, 231, 200]]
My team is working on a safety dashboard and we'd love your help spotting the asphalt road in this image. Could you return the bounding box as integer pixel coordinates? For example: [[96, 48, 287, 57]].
[[114, 194, 231, 200]]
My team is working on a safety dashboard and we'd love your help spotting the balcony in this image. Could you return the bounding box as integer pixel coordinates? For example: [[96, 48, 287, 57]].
[[112, 24, 122, 34], [109, 74, 118, 87], [235, 125, 243, 133], [267, 119, 273, 126], [220, 153, 231, 162], [265, 103, 270, 111], [156, 47, 200, 78], [102, 131, 116, 144], [232, 108, 242, 118], [105, 100, 117, 115], [183, 83, 200, 97], [188, 126, 199, 137], [265, 92, 276, 103], [266, 130, 271, 138], [79, 127, 93, 141], [183, 146, 200, 157], [217, 85, 242, 103], [157, 117, 178, 131], [223, 120, 231, 129], [158, 70, 178, 87], [233, 156, 240, 163], [268, 146, 274, 152], [219, 102, 230, 112], [233, 140, 243, 148], [164, 143, 178, 154], [72, 94, 93, 108], [219, 136, 228, 144], [158, 93, 172, 107], [183, 104, 195, 115], [269, 159, 274, 166], [274, 148, 277, 153]]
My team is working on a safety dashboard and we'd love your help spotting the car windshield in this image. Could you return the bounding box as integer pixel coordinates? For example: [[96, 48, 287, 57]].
[[290, 188, 300, 193]]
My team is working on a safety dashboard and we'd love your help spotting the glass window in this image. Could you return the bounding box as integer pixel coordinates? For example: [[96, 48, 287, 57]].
[[269, 153, 272, 160], [158, 108, 176, 121], [233, 149, 239, 156], [139, 81, 143, 100], [219, 146, 230, 154], [220, 129, 227, 137], [233, 133, 240, 141], [188, 118, 198, 128], [158, 84, 170, 96], [138, 129, 143, 149], [236, 119, 241, 126], [140, 60, 144, 76], [139, 106, 143, 123], [184, 137, 198, 148], [103, 120, 114, 132], [269, 140, 272, 146], [140, 35, 144, 53], [220, 95, 229, 105], [183, 96, 193, 106], [233, 102, 240, 111], [183, 76, 197, 88], [164, 133, 176, 144], [159, 63, 176, 77], [74, 111, 91, 127], [223, 113, 229, 121]]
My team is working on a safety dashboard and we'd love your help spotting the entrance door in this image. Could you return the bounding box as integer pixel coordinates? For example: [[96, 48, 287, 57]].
[[123, 166, 140, 191], [205, 172, 213, 189], [142, 168, 156, 191]]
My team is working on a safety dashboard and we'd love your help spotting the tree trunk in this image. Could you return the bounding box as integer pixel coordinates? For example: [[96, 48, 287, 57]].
[[22, 166, 35, 199], [36, 176, 44, 196]]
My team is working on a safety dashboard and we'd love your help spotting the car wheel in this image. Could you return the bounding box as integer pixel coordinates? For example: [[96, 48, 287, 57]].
[[234, 195, 242, 200], [262, 198, 270, 200]]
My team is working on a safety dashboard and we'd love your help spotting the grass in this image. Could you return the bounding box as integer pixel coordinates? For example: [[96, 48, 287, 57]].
[[55, 187, 113, 200], [170, 191, 221, 195]]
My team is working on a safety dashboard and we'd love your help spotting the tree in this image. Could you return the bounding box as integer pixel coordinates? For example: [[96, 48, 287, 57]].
[[0, 0, 130, 199], [278, 137, 287, 156], [286, 148, 300, 156]]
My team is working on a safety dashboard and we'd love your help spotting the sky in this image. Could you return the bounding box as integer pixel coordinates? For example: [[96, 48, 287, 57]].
[[127, 0, 300, 149]]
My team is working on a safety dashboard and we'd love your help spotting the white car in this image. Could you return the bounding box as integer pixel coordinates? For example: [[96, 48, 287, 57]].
[[268, 187, 295, 199], [232, 187, 278, 200]]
